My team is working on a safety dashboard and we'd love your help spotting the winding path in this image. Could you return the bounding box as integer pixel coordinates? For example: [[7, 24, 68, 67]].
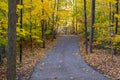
[[30, 35, 111, 80]]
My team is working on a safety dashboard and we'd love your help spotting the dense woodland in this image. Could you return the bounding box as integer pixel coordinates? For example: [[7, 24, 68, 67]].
[[0, 0, 120, 80]]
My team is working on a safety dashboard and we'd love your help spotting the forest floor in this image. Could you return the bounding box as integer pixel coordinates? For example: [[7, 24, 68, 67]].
[[0, 34, 119, 80], [0, 38, 57, 80], [79, 35, 120, 80], [30, 35, 111, 80]]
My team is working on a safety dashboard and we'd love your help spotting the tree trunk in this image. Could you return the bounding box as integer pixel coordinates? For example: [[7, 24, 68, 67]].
[[7, 0, 17, 80], [55, 0, 60, 35], [52, 13, 55, 40], [109, 2, 112, 25], [89, 0, 95, 53], [83, 0, 88, 54], [20, 0, 23, 63], [30, 0, 33, 51], [52, 0, 56, 41], [115, 0, 119, 34], [41, 0, 45, 48], [114, 0, 119, 54], [72, 0, 75, 34], [75, 0, 77, 33]]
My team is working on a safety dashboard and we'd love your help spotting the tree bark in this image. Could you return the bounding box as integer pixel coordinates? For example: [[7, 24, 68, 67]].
[[114, 0, 119, 54], [30, 0, 33, 51], [72, 0, 75, 33], [115, 0, 119, 34], [20, 0, 23, 63], [89, 0, 95, 53], [55, 0, 60, 35], [41, 0, 45, 48], [7, 0, 17, 80], [75, 0, 77, 33], [83, 0, 88, 54], [52, 0, 56, 41]]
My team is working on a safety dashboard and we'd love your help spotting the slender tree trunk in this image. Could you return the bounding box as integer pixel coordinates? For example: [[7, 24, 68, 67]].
[[41, 0, 45, 48], [20, 0, 23, 63], [112, 12, 115, 23], [115, 0, 119, 34], [7, 0, 17, 80], [72, 18, 75, 33], [75, 0, 77, 33], [55, 0, 60, 36], [72, 0, 75, 34], [35, 19, 37, 42], [89, 0, 95, 53], [30, 0, 33, 51], [83, 0, 88, 54], [114, 0, 119, 54], [52, 13, 55, 40], [75, 18, 78, 33], [52, 0, 56, 41], [109, 2, 112, 26], [109, 2, 113, 36]]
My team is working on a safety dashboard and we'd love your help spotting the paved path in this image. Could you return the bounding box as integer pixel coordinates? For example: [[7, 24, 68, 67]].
[[30, 35, 111, 80]]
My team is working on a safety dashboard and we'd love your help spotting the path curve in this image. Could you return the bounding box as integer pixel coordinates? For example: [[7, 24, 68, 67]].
[[30, 35, 111, 80]]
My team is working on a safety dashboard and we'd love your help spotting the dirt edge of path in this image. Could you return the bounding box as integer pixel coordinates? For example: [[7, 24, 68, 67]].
[[0, 38, 57, 80], [79, 35, 120, 80]]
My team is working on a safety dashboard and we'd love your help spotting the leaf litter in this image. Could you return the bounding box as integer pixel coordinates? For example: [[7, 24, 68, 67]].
[[79, 35, 120, 80], [0, 39, 57, 80]]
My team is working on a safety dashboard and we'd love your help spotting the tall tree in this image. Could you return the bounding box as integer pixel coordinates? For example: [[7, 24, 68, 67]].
[[20, 0, 23, 62], [30, 0, 33, 51], [83, 0, 88, 54], [115, 0, 119, 34], [7, 0, 17, 80], [89, 0, 95, 53], [41, 0, 45, 48], [72, 0, 75, 33], [109, 2, 112, 25], [52, 0, 56, 41], [114, 0, 119, 54], [55, 0, 60, 35], [75, 0, 78, 33]]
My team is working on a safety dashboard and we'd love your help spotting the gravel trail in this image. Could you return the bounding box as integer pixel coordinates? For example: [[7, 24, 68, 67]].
[[30, 35, 111, 80]]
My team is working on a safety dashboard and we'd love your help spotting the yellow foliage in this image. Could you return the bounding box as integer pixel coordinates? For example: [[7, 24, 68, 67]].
[[112, 35, 120, 43], [17, 4, 23, 9], [114, 14, 120, 19], [0, 1, 8, 12]]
